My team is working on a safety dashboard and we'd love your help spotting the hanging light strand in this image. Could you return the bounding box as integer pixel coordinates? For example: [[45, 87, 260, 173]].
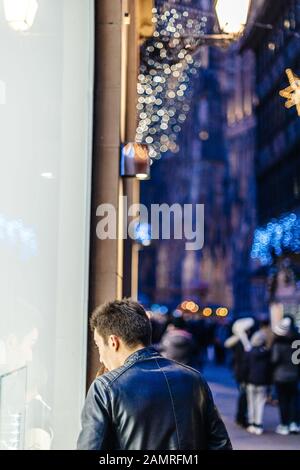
[[136, 1, 210, 161]]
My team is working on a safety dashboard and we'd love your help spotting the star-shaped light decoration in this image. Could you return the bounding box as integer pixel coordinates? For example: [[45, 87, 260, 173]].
[[279, 68, 300, 116]]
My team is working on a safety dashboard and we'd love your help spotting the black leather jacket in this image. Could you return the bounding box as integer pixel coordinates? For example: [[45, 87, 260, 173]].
[[77, 347, 232, 450]]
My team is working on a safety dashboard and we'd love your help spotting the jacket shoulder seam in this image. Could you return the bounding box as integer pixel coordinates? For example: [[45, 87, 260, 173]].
[[99, 355, 163, 389], [96, 365, 134, 390], [168, 360, 201, 375]]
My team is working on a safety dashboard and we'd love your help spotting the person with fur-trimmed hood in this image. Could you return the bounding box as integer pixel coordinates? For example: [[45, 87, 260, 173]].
[[225, 318, 255, 428], [246, 331, 272, 435]]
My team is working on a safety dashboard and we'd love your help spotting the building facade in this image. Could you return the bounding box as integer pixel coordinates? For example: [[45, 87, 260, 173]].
[[138, 1, 233, 312], [221, 44, 257, 316], [139, 0, 260, 317], [244, 0, 300, 326]]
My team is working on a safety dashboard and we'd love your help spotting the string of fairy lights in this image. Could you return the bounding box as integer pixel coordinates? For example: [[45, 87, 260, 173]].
[[136, 1, 300, 164], [136, 2, 212, 161], [251, 213, 300, 266]]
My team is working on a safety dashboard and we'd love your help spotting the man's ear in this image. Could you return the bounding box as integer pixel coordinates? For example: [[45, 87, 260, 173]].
[[109, 335, 120, 351]]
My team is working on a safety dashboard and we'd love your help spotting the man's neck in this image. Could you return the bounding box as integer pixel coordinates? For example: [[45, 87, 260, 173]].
[[119, 344, 146, 368]]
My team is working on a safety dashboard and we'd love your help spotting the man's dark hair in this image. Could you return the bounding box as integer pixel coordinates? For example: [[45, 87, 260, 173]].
[[90, 299, 152, 347]]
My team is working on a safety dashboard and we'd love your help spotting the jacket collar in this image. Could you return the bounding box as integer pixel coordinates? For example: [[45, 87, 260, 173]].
[[124, 346, 161, 367]]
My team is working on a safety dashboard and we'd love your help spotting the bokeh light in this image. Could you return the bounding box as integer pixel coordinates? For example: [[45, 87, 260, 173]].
[[202, 307, 212, 317], [251, 213, 300, 265], [136, 2, 210, 160]]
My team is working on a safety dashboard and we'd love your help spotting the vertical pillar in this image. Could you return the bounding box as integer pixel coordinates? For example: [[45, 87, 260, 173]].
[[87, 0, 125, 387], [87, 0, 153, 386], [123, 0, 140, 300]]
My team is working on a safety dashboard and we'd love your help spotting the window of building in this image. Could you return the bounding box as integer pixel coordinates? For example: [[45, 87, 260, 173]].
[[0, 0, 94, 450]]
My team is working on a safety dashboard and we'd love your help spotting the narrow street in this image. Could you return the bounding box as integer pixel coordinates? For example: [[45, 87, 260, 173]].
[[204, 365, 300, 450]]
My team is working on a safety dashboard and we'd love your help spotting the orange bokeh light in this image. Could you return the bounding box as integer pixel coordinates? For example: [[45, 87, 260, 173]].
[[203, 308, 212, 317]]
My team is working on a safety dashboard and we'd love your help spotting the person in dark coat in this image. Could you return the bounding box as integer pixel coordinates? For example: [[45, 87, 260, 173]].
[[272, 316, 300, 435], [225, 318, 255, 428], [149, 313, 168, 344], [246, 331, 272, 435], [158, 316, 197, 367], [186, 316, 207, 369]]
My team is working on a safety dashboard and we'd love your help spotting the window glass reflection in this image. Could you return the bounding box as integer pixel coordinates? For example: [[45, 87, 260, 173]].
[[0, 0, 93, 449]]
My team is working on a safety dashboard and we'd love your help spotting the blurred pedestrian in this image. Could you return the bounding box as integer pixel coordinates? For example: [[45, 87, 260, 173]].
[[246, 331, 272, 435], [258, 317, 274, 350], [185, 314, 207, 369], [225, 317, 255, 428], [213, 318, 230, 365], [149, 312, 168, 344], [158, 315, 197, 367]]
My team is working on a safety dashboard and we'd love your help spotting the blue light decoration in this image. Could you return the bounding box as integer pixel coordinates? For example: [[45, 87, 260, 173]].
[[251, 213, 300, 265], [134, 222, 152, 246]]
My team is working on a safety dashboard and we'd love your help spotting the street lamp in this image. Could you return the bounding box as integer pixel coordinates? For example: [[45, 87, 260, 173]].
[[215, 0, 251, 36], [165, 1, 253, 50], [3, 0, 39, 32]]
